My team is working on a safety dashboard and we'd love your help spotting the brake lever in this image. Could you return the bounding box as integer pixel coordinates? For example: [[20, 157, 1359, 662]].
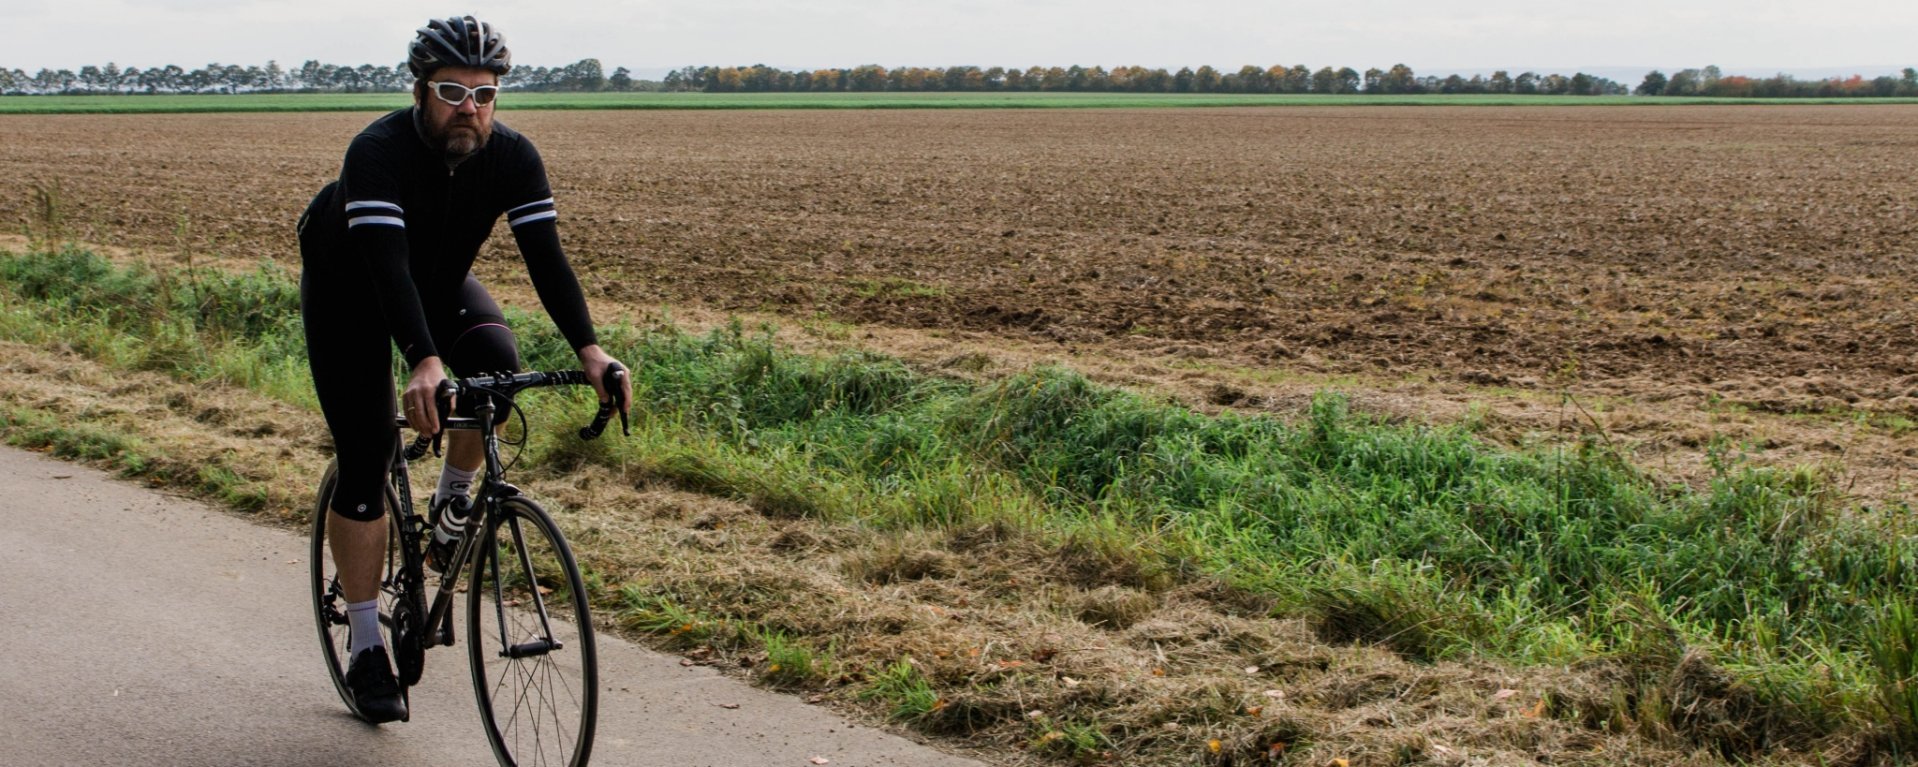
[[579, 363, 629, 440], [432, 378, 459, 457], [614, 365, 630, 437]]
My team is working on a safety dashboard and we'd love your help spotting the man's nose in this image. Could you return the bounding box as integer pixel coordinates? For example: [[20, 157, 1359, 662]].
[[456, 96, 479, 115]]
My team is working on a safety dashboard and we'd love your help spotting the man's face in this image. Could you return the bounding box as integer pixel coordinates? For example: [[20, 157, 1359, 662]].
[[416, 65, 497, 157]]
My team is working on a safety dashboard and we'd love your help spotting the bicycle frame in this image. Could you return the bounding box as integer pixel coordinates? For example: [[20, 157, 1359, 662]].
[[389, 367, 625, 652]]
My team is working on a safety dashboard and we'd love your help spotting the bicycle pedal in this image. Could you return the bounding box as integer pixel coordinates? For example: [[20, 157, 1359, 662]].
[[393, 601, 427, 688]]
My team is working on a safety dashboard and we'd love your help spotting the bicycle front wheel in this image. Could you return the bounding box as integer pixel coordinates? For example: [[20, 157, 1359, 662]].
[[467, 496, 598, 767]]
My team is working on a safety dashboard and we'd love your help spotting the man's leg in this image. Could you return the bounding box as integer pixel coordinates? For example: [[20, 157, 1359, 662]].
[[444, 429, 484, 485], [427, 421, 494, 568], [431, 275, 521, 548], [328, 505, 407, 723], [328, 509, 388, 604]]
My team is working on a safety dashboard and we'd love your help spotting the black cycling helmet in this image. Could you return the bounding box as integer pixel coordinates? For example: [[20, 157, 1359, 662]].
[[407, 16, 512, 80]]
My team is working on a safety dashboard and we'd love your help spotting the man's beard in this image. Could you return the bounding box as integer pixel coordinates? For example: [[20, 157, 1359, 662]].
[[428, 112, 492, 159]]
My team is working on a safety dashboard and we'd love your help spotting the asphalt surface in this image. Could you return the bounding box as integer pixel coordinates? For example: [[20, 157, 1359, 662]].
[[0, 445, 985, 767]]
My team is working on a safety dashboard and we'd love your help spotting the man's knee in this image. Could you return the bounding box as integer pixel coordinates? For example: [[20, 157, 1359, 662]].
[[331, 493, 387, 522]]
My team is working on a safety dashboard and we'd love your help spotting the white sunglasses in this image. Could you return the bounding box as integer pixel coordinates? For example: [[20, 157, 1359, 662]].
[[426, 81, 500, 106]]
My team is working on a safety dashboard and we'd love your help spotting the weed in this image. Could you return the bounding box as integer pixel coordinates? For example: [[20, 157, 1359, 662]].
[[754, 628, 825, 687], [616, 587, 717, 647], [1028, 712, 1111, 761], [1869, 599, 1918, 751], [860, 657, 941, 722], [25, 179, 65, 246]]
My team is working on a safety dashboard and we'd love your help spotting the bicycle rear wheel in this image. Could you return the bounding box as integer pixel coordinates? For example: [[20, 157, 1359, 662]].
[[309, 459, 415, 719], [467, 496, 598, 767]]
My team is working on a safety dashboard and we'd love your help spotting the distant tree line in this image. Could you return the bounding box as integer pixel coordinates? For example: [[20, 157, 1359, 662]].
[[7, 59, 1916, 98], [0, 59, 651, 95], [1635, 65, 1918, 97], [662, 64, 1632, 95]]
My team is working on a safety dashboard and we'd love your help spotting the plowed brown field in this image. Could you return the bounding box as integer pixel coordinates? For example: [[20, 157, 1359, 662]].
[[4, 106, 1916, 500]]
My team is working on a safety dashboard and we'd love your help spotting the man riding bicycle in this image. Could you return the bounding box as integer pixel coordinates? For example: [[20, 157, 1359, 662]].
[[297, 16, 630, 723]]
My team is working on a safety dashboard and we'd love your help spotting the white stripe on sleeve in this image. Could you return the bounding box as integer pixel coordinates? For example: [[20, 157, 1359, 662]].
[[345, 201, 405, 214], [506, 197, 555, 216], [508, 210, 559, 228], [347, 216, 407, 228]]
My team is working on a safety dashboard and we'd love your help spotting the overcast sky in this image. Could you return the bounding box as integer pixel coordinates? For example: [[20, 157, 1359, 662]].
[[7, 0, 1914, 79]]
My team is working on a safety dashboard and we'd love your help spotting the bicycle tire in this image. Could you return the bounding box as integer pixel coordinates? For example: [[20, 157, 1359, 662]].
[[309, 459, 418, 721], [467, 496, 599, 767]]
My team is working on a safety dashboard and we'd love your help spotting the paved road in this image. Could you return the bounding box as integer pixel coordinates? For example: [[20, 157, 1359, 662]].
[[0, 445, 984, 767]]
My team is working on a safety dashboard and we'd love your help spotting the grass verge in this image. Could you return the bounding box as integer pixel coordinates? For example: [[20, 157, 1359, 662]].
[[1, 243, 1911, 765]]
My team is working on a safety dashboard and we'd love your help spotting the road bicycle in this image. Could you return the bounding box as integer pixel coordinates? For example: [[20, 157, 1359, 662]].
[[309, 364, 628, 767]]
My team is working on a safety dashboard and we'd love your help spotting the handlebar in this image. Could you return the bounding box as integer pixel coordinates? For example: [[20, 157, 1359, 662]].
[[397, 363, 629, 461]]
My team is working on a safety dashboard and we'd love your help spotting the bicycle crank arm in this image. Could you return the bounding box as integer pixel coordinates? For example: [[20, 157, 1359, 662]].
[[502, 638, 564, 659]]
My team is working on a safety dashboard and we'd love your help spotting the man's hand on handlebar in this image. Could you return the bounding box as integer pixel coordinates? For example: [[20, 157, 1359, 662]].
[[576, 345, 631, 416], [402, 356, 452, 437], [574, 345, 631, 439]]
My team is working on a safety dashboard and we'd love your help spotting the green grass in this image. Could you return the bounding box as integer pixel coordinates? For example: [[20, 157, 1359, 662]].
[[860, 657, 941, 721], [4, 243, 1915, 757], [7, 91, 1918, 114]]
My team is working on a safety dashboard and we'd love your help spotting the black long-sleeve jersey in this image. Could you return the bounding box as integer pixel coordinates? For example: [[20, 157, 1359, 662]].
[[300, 108, 598, 368]]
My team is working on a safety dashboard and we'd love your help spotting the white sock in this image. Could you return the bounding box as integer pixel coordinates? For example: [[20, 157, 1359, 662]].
[[434, 464, 479, 545], [347, 599, 384, 659], [436, 463, 478, 504]]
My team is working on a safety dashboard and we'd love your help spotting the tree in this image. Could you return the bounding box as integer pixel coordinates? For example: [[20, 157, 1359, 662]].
[[1514, 71, 1539, 94], [1334, 67, 1360, 94], [1193, 65, 1220, 92], [1236, 65, 1266, 93], [559, 58, 606, 91], [1041, 66, 1069, 91], [1487, 70, 1511, 93], [1665, 68, 1700, 96], [1064, 65, 1087, 90], [849, 65, 886, 91], [1635, 70, 1667, 96], [1312, 66, 1335, 93], [609, 67, 633, 91], [1082, 65, 1110, 91], [1285, 65, 1312, 93], [1379, 63, 1416, 93], [1172, 66, 1194, 92]]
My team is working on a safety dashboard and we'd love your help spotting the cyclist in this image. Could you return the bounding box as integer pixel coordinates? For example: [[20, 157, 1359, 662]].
[[296, 15, 630, 723]]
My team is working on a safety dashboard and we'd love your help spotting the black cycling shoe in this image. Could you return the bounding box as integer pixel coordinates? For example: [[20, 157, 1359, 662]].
[[346, 648, 409, 724]]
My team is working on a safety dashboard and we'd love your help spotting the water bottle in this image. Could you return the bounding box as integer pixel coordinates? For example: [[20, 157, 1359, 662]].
[[433, 494, 473, 546]]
